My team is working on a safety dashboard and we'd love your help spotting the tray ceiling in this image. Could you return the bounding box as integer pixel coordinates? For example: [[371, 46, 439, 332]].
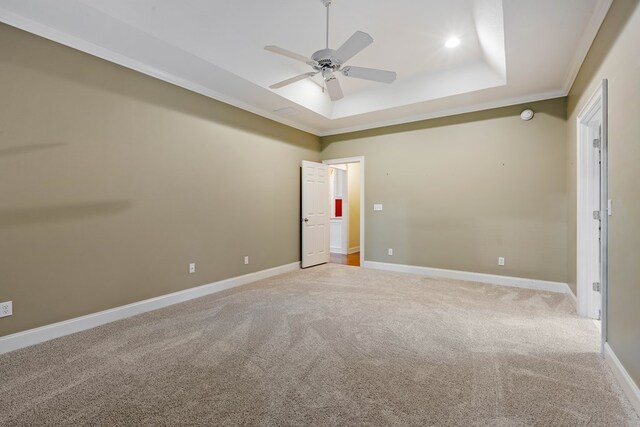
[[0, 0, 612, 135]]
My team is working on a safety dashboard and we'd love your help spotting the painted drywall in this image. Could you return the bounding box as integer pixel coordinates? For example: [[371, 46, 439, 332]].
[[566, 0, 640, 387], [0, 23, 320, 337], [347, 163, 360, 251], [321, 98, 568, 283]]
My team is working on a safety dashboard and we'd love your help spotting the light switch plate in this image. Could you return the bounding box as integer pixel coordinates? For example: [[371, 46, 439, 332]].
[[374, 204, 383, 211]]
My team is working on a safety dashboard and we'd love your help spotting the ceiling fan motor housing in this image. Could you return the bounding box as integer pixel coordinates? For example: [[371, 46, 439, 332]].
[[312, 49, 342, 75]]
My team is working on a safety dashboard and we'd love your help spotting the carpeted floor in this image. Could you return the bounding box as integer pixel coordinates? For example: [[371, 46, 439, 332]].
[[0, 264, 637, 426]]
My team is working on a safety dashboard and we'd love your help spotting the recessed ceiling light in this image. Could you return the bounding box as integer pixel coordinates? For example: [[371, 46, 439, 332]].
[[445, 37, 461, 48]]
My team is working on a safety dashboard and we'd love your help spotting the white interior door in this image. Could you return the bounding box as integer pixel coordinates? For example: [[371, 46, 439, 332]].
[[301, 161, 330, 268]]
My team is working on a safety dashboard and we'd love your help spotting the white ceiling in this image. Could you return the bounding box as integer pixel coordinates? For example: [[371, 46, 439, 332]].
[[0, 0, 612, 136]]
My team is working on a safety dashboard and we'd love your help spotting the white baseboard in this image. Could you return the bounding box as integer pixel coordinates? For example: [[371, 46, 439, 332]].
[[363, 261, 571, 294], [604, 343, 640, 416], [566, 287, 578, 307], [348, 246, 360, 254], [0, 262, 300, 355]]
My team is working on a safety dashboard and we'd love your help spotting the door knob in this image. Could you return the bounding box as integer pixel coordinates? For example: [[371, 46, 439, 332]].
[[304, 218, 309, 223]]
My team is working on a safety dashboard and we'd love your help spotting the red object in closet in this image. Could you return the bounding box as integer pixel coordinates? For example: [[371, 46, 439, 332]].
[[335, 199, 343, 217]]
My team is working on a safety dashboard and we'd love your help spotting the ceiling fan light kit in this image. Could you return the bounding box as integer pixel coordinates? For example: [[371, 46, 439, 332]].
[[265, 0, 397, 101]]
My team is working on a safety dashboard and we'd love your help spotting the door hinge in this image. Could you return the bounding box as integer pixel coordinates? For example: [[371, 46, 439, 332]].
[[593, 138, 601, 149], [593, 210, 601, 220], [593, 282, 601, 292]]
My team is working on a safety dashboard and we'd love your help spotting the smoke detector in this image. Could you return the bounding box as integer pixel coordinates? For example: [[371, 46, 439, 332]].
[[520, 109, 534, 121]]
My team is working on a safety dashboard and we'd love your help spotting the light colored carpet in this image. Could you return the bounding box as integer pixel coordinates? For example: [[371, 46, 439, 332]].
[[0, 264, 637, 426]]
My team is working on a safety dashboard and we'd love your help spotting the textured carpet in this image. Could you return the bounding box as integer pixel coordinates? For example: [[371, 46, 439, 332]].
[[0, 264, 637, 426]]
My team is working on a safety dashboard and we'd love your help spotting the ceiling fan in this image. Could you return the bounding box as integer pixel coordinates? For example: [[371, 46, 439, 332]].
[[265, 0, 397, 101]]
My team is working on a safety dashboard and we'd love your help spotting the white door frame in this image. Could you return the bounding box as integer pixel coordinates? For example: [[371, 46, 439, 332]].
[[576, 79, 608, 353], [323, 156, 365, 267]]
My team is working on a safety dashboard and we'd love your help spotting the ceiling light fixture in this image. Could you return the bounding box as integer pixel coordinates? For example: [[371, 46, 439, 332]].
[[263, 0, 396, 101], [445, 37, 461, 48]]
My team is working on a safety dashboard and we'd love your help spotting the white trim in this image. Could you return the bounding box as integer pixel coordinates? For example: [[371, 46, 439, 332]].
[[323, 157, 365, 267], [604, 343, 640, 416], [561, 0, 613, 94], [348, 246, 360, 254], [600, 80, 609, 354], [364, 261, 571, 294], [0, 9, 318, 136], [317, 90, 566, 136], [576, 80, 609, 356], [0, 9, 569, 140], [0, 1, 611, 138], [576, 83, 603, 318], [0, 262, 300, 355], [566, 286, 578, 308]]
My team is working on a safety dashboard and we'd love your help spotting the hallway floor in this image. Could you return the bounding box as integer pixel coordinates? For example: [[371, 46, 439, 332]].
[[330, 251, 360, 267]]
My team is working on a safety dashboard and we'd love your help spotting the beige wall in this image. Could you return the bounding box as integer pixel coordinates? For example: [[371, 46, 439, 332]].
[[322, 98, 568, 282], [347, 163, 360, 251], [0, 23, 321, 337], [566, 0, 640, 386]]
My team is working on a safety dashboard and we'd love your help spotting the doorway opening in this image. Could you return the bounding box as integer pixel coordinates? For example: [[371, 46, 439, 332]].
[[324, 157, 365, 267], [576, 79, 608, 353]]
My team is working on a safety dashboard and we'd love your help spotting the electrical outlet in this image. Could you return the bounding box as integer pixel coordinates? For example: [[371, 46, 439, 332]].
[[498, 257, 505, 266], [189, 263, 196, 274], [388, 248, 393, 256], [0, 301, 12, 318], [244, 256, 249, 265]]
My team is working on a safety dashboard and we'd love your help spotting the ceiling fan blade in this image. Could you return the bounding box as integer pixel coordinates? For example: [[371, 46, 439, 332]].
[[269, 72, 318, 89], [325, 74, 344, 101], [341, 66, 397, 83], [265, 45, 315, 65], [334, 31, 373, 64]]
